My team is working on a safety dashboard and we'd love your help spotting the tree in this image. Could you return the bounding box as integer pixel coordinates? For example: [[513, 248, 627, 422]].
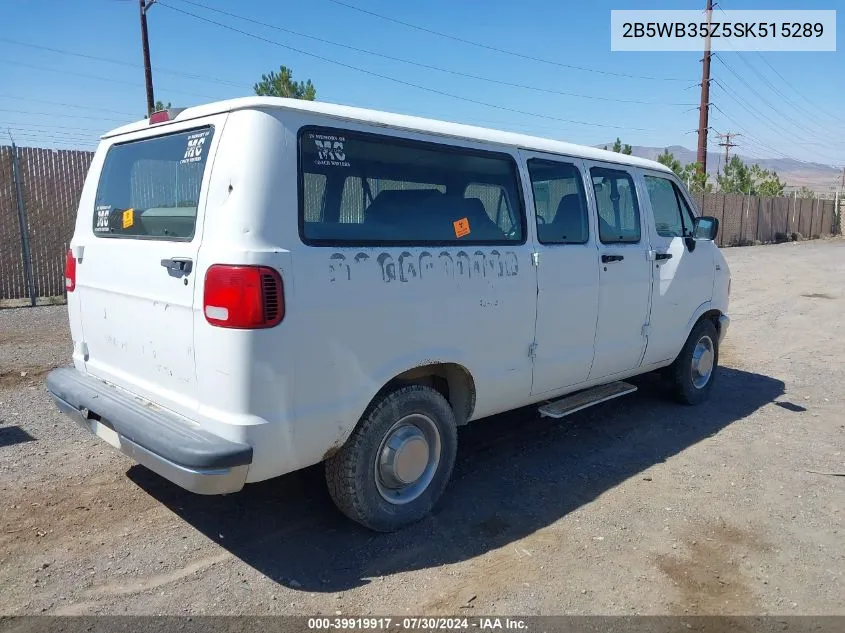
[[717, 156, 784, 196], [611, 137, 632, 155], [656, 148, 683, 175], [751, 164, 785, 197], [796, 186, 815, 199], [717, 156, 753, 194], [656, 150, 712, 193], [254, 66, 316, 100], [682, 163, 713, 194]]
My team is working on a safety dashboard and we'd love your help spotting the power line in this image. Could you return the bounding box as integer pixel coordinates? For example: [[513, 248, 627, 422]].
[[158, 2, 662, 132], [6, 134, 97, 148], [753, 52, 845, 126], [170, 0, 695, 107], [3, 125, 100, 140], [712, 80, 797, 139], [0, 37, 248, 90], [322, 0, 692, 82], [730, 54, 833, 138], [732, 53, 834, 134], [715, 3, 845, 134], [0, 107, 126, 122], [0, 94, 136, 117], [710, 103, 835, 166], [713, 55, 833, 145], [0, 58, 218, 102], [0, 120, 108, 133], [711, 83, 842, 163]]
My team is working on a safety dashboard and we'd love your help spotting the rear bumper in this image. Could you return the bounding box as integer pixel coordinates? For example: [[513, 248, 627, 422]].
[[718, 314, 730, 344], [46, 367, 252, 495]]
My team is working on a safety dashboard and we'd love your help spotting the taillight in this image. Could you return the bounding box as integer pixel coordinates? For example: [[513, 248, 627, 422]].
[[149, 111, 170, 124], [65, 249, 76, 292], [203, 265, 284, 329]]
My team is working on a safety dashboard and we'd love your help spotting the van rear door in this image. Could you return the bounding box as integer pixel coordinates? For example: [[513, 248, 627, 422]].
[[75, 118, 223, 415]]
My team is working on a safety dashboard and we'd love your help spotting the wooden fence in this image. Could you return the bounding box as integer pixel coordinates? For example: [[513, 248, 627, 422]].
[[0, 143, 841, 304], [692, 192, 839, 248]]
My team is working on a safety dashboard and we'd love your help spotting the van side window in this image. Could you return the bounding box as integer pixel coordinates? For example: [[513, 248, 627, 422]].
[[299, 127, 524, 244], [93, 126, 214, 240], [590, 167, 641, 244], [675, 184, 697, 234], [645, 175, 699, 238], [644, 175, 687, 237], [464, 183, 515, 235], [527, 159, 589, 244]]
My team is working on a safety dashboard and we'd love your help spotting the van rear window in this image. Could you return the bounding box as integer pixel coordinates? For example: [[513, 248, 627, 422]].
[[93, 127, 214, 240], [298, 126, 524, 245]]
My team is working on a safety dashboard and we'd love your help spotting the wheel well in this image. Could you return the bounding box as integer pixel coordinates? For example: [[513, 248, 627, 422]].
[[699, 309, 723, 335], [380, 363, 476, 426]]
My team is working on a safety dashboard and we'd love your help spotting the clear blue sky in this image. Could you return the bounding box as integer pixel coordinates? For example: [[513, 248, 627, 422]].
[[1, 0, 842, 169]]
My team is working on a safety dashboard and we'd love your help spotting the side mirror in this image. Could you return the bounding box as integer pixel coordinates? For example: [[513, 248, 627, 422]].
[[693, 216, 719, 241]]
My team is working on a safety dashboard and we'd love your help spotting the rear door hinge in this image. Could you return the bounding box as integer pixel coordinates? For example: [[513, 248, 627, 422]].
[[531, 252, 540, 267], [528, 342, 538, 358]]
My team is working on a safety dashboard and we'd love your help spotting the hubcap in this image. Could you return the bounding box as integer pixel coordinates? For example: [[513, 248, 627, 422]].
[[375, 414, 441, 505], [691, 335, 715, 389]]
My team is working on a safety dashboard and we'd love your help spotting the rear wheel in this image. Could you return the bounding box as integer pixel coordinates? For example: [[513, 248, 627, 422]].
[[669, 319, 719, 405], [325, 385, 458, 532]]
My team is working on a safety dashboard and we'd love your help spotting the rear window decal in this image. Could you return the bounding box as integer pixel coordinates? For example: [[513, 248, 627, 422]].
[[181, 130, 210, 165], [311, 133, 350, 168], [95, 205, 112, 232], [122, 208, 135, 229]]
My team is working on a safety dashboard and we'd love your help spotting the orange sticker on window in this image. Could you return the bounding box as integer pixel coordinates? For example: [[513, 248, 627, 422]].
[[122, 208, 134, 229], [453, 217, 470, 238]]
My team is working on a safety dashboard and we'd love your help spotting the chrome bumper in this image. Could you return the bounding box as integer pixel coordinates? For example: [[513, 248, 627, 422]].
[[718, 314, 730, 344], [47, 367, 251, 495]]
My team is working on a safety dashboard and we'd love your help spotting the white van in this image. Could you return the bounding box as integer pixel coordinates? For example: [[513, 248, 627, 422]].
[[48, 97, 730, 531]]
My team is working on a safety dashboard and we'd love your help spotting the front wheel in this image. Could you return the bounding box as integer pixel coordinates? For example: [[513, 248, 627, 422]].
[[325, 385, 458, 532], [669, 319, 719, 405]]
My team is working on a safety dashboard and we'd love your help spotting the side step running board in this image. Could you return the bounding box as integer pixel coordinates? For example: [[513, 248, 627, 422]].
[[538, 381, 637, 419]]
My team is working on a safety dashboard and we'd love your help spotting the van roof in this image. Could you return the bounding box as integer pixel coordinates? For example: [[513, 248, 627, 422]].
[[105, 97, 673, 174]]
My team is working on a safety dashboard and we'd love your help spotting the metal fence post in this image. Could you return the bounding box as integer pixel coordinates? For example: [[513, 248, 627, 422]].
[[10, 142, 36, 307]]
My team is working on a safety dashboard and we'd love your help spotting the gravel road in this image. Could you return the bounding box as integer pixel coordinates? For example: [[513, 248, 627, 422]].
[[1, 239, 843, 616]]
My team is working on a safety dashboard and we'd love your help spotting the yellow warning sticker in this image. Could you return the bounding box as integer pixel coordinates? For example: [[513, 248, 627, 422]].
[[453, 217, 470, 238], [122, 208, 134, 229]]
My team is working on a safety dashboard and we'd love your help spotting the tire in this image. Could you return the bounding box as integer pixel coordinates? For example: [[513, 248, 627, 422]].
[[669, 318, 719, 405], [325, 384, 458, 532]]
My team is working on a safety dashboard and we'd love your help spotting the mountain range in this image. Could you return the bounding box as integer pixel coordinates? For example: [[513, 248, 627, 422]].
[[605, 144, 842, 193]]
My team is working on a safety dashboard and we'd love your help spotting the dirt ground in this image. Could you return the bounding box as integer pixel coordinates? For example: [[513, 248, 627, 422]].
[[1, 239, 843, 616]]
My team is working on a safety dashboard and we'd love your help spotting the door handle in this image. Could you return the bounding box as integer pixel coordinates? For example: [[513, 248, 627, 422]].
[[601, 254, 624, 263], [160, 257, 193, 277], [655, 252, 673, 261]]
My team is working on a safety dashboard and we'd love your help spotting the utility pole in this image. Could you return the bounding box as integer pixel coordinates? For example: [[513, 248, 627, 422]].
[[140, 0, 156, 116], [715, 132, 740, 168], [696, 0, 713, 176]]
